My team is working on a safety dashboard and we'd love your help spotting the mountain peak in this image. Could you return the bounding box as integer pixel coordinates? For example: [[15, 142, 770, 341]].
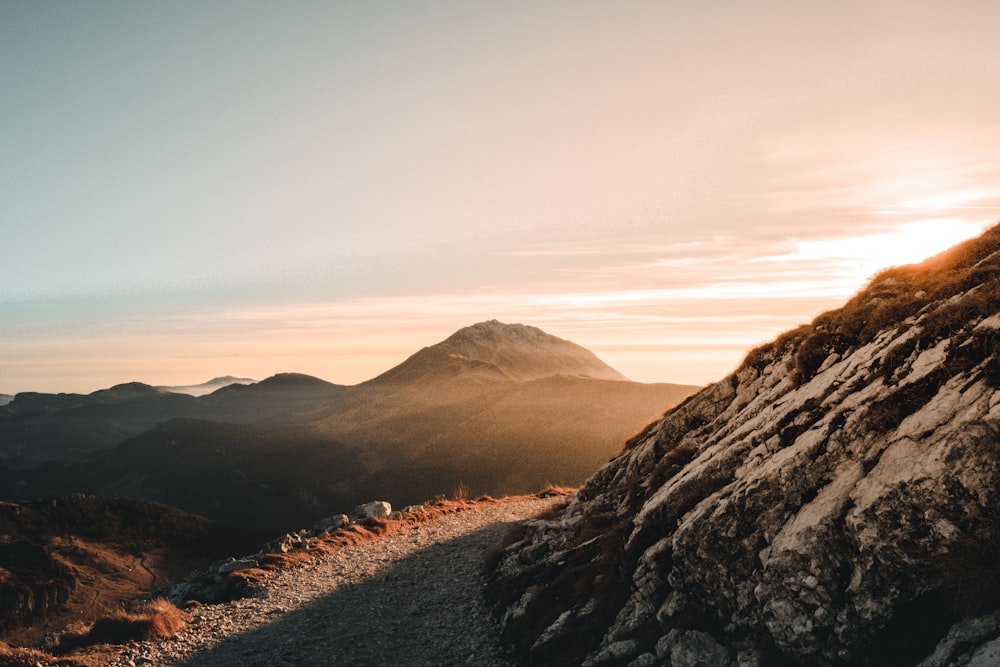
[[89, 382, 168, 403], [256, 373, 337, 388], [372, 320, 627, 384]]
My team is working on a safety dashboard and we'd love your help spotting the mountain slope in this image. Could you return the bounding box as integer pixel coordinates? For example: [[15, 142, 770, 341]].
[[24, 323, 698, 534], [369, 320, 628, 384], [0, 384, 205, 467], [0, 375, 343, 469], [0, 495, 259, 647], [488, 224, 1000, 666]]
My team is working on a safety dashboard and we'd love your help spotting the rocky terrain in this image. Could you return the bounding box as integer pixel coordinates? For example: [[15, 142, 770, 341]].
[[488, 225, 1000, 665], [86, 496, 559, 667], [0, 495, 260, 647]]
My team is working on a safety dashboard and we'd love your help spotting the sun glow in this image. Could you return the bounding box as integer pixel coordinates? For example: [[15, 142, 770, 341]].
[[792, 220, 992, 284]]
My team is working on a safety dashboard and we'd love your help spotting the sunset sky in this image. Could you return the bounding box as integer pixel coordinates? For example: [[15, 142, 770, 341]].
[[3, 1, 1000, 394]]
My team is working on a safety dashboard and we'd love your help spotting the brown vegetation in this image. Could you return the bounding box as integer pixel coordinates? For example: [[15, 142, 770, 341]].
[[0, 642, 82, 666], [77, 599, 187, 645], [742, 222, 1000, 385], [214, 491, 574, 603], [4, 599, 186, 666], [0, 495, 259, 652]]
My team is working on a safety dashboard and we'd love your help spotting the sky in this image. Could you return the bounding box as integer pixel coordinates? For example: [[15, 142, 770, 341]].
[[3, 1, 1000, 394]]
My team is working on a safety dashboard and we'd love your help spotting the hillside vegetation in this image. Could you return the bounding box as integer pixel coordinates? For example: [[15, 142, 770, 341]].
[[0, 495, 259, 648]]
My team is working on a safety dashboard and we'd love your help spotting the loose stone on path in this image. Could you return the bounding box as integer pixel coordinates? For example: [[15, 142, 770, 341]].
[[108, 496, 558, 667]]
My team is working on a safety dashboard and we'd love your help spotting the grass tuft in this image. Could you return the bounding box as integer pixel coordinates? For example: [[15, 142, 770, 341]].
[[83, 599, 188, 645], [0, 642, 81, 666]]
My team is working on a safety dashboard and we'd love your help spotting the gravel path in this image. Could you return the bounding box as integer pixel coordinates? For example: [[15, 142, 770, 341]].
[[109, 497, 557, 666]]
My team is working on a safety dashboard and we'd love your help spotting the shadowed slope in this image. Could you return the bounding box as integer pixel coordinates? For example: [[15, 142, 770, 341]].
[[20, 322, 697, 535]]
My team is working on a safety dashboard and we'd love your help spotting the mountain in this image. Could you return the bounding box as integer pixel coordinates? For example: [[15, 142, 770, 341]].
[[0, 383, 205, 467], [0, 394, 12, 407], [370, 320, 628, 384], [0, 494, 260, 646], [487, 224, 1000, 665], [0, 375, 342, 469], [14, 322, 699, 534], [197, 372, 346, 423], [157, 375, 256, 396]]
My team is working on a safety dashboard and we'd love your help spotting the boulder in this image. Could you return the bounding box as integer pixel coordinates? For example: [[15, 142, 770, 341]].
[[350, 500, 392, 524], [312, 514, 349, 534]]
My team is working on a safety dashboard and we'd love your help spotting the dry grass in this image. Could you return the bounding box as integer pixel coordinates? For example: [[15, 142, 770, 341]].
[[229, 493, 554, 588], [451, 481, 472, 501], [535, 485, 576, 497], [78, 599, 187, 646], [38, 599, 187, 663], [0, 642, 83, 666], [742, 222, 1000, 385]]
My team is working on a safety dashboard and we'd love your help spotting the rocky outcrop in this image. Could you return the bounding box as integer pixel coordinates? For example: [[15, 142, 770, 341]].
[[487, 224, 1000, 666], [0, 542, 75, 625]]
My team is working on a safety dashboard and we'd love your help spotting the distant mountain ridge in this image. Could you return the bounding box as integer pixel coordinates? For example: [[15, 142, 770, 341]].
[[157, 376, 256, 396], [2, 321, 700, 534]]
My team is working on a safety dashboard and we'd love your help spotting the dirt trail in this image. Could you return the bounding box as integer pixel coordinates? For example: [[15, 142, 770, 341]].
[[109, 497, 558, 666]]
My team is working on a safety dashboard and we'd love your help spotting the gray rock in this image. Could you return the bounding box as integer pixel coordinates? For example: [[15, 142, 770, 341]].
[[583, 639, 640, 666], [266, 533, 303, 553], [967, 637, 1000, 667], [312, 514, 349, 534], [216, 558, 258, 574], [655, 630, 730, 667], [627, 653, 659, 667], [350, 500, 392, 523], [918, 610, 1000, 667]]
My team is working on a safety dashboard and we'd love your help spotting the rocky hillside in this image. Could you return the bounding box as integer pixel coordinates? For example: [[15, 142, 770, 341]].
[[0, 495, 259, 647], [487, 224, 1000, 666]]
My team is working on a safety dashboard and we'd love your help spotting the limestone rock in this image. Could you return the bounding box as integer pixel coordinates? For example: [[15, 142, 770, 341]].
[[215, 558, 258, 574], [312, 514, 349, 534], [350, 500, 392, 524], [487, 226, 1000, 665]]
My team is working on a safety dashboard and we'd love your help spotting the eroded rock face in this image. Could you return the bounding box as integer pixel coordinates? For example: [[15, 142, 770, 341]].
[[488, 227, 1000, 666]]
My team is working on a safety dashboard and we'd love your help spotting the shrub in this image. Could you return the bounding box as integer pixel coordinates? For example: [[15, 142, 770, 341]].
[[451, 481, 472, 501], [866, 372, 946, 434], [84, 599, 188, 644], [0, 643, 79, 666]]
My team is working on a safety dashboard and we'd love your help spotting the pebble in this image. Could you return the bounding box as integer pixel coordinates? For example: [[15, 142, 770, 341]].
[[103, 497, 557, 666]]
